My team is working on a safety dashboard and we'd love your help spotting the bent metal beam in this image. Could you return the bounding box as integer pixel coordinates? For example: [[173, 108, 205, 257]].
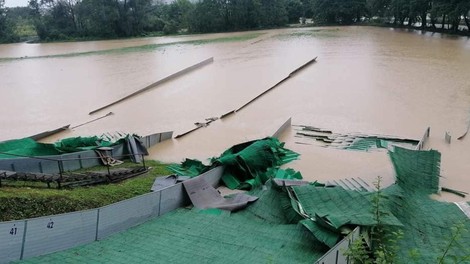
[[89, 57, 214, 115]]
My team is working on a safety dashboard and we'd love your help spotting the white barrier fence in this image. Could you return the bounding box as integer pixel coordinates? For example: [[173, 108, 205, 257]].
[[315, 227, 361, 264], [0, 132, 173, 174], [0, 166, 223, 263]]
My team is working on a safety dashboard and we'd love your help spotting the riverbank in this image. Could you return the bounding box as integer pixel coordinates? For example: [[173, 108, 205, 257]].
[[365, 22, 470, 37], [0, 160, 170, 221]]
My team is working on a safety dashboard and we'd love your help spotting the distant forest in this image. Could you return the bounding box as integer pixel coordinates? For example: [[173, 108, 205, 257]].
[[1, 0, 469, 43]]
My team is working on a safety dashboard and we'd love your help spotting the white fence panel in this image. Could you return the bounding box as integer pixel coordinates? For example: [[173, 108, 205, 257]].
[[97, 192, 160, 240], [22, 210, 98, 259], [0, 220, 26, 264], [200, 166, 224, 188], [159, 183, 190, 215]]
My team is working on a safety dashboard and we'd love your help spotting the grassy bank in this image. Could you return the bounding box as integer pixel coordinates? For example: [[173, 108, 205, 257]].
[[0, 160, 170, 221]]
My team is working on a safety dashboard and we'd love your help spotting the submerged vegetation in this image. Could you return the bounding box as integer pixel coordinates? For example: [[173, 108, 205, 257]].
[[0, 32, 262, 61], [1, 0, 469, 44], [0, 160, 170, 221]]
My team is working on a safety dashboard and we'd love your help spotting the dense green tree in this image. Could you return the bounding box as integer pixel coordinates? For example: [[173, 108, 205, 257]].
[[282, 0, 303, 24], [226, 0, 262, 30], [258, 0, 288, 27], [6, 6, 35, 38], [76, 0, 120, 38], [0, 0, 20, 43], [187, 0, 289, 33], [188, 0, 224, 33], [2, 0, 470, 43], [366, 0, 390, 18], [159, 0, 193, 34], [410, 0, 430, 28], [311, 0, 367, 24]]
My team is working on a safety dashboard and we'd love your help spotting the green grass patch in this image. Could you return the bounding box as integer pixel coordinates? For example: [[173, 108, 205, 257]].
[[0, 32, 263, 62], [0, 160, 171, 221]]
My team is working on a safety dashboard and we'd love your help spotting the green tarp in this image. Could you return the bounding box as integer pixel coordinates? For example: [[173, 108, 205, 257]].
[[0, 136, 128, 159], [288, 146, 470, 262], [389, 146, 441, 194], [168, 137, 302, 190]]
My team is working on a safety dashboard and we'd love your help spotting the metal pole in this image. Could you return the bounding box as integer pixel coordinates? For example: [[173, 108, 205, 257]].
[[57, 160, 63, 189], [106, 163, 111, 182], [142, 154, 146, 169]]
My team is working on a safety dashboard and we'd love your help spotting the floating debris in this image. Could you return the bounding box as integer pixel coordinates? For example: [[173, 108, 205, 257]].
[[175, 117, 219, 139], [445, 131, 452, 144], [71, 112, 114, 129], [294, 125, 419, 152]]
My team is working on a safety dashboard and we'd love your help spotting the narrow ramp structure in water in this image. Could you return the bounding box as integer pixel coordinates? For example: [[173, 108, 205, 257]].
[[89, 57, 214, 115]]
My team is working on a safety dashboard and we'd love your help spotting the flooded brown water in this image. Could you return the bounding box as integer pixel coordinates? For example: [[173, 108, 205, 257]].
[[1, 26, 469, 202]]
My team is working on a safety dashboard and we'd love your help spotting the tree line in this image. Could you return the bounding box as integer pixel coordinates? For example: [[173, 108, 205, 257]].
[[1, 0, 469, 43]]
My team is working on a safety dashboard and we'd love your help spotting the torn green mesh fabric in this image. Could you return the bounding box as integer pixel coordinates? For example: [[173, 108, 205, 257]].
[[168, 137, 301, 190]]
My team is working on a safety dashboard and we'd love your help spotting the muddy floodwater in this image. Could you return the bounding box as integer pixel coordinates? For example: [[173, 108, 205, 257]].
[[1, 26, 469, 202]]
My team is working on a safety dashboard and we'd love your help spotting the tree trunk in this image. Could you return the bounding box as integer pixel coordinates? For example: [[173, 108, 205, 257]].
[[442, 14, 446, 30], [408, 17, 414, 28], [465, 15, 470, 31], [431, 15, 436, 29], [453, 17, 461, 32], [421, 11, 427, 29]]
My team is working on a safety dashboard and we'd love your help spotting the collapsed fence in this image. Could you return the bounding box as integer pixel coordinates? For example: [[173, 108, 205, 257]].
[[0, 132, 173, 175]]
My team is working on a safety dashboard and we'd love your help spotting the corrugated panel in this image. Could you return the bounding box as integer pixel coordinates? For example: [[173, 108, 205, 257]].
[[0, 220, 25, 264], [97, 192, 160, 240], [159, 183, 190, 216], [22, 210, 98, 259], [200, 166, 224, 188]]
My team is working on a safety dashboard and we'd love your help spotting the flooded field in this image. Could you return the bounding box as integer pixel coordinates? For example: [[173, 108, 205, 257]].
[[1, 26, 469, 202]]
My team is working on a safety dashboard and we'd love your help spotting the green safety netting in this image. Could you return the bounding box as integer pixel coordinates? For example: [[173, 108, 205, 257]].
[[287, 145, 470, 262], [168, 137, 302, 190], [389, 146, 441, 194], [167, 159, 208, 177], [0, 138, 61, 159], [0, 136, 129, 159], [291, 185, 403, 247], [11, 139, 470, 263], [385, 146, 470, 262], [238, 184, 300, 225], [54, 136, 116, 152], [344, 137, 419, 152], [19, 188, 329, 264], [382, 185, 470, 263]]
